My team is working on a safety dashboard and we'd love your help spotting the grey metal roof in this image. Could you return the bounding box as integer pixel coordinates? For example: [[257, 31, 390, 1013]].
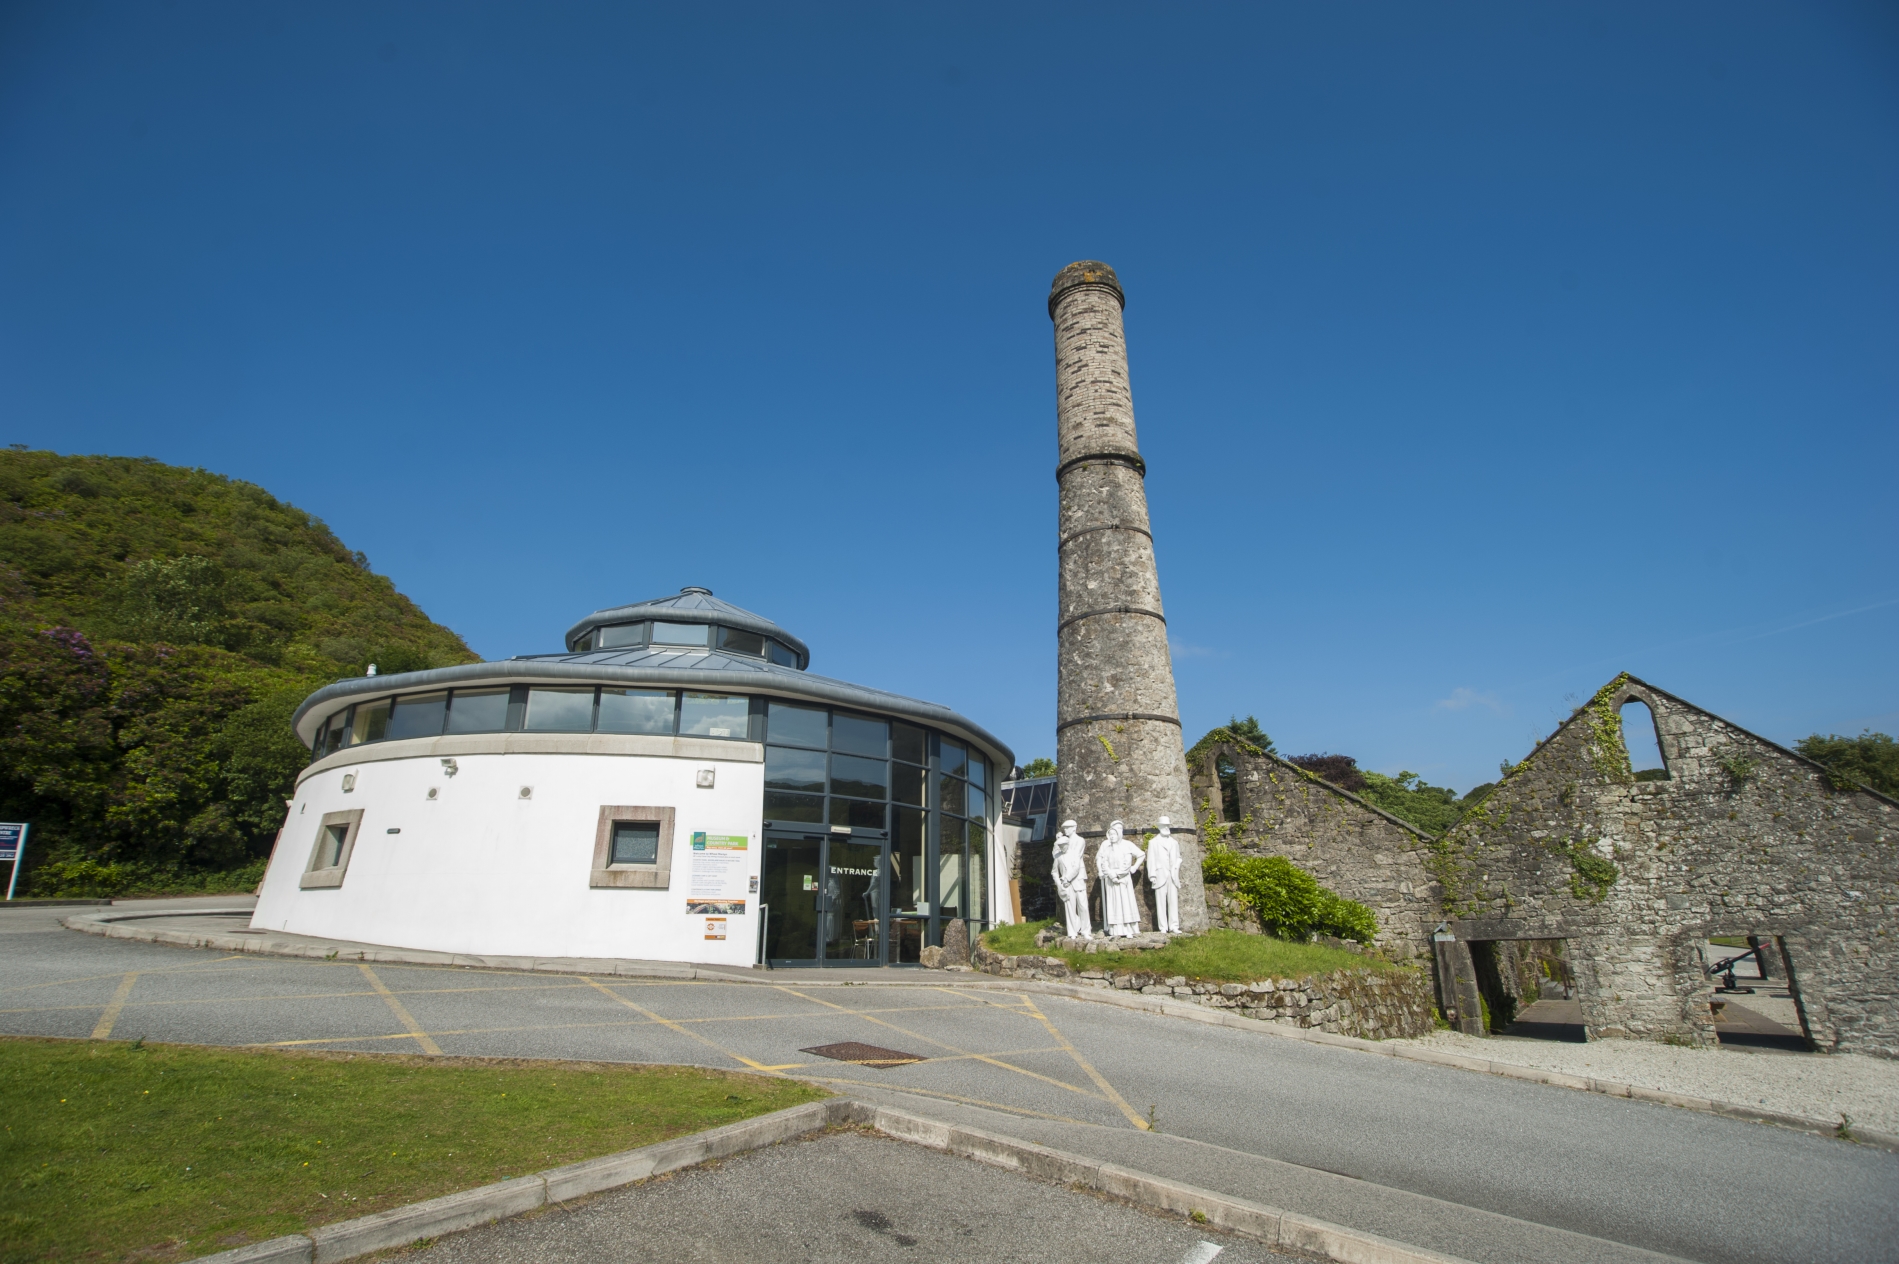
[[562, 588, 809, 667], [288, 647, 1013, 772]]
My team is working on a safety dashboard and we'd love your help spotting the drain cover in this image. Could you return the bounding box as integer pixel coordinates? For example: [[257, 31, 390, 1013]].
[[800, 1041, 925, 1068]]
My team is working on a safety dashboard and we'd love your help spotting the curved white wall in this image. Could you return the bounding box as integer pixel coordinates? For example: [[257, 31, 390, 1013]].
[[254, 745, 766, 965]]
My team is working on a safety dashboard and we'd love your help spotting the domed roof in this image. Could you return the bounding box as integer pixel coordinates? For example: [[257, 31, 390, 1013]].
[[562, 587, 810, 667]]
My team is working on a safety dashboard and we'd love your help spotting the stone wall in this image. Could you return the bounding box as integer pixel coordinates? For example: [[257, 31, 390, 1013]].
[[1189, 743, 1443, 962], [1435, 673, 1899, 1057], [968, 942, 1437, 1040]]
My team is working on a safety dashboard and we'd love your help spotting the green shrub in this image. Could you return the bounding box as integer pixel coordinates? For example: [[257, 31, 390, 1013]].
[[1201, 848, 1378, 943]]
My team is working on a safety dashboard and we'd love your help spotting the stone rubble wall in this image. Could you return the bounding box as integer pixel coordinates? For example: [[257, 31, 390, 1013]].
[[1190, 744, 1443, 962], [967, 943, 1437, 1041], [1438, 675, 1899, 1057]]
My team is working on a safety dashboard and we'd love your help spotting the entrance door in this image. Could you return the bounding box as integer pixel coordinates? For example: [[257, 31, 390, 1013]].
[[761, 832, 886, 966]]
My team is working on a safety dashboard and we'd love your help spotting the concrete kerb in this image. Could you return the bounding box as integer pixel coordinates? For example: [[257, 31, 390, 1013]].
[[66, 909, 1899, 1153], [190, 1096, 1480, 1264]]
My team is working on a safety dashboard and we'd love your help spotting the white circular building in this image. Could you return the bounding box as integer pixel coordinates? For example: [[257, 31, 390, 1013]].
[[253, 588, 1013, 968]]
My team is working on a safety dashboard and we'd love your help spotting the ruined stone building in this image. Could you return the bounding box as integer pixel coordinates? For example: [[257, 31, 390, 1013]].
[[1187, 675, 1898, 1057]]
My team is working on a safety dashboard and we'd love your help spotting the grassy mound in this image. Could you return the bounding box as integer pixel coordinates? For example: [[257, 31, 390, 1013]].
[[982, 922, 1400, 983]]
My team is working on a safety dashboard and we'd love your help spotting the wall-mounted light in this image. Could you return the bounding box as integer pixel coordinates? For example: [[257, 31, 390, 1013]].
[[342, 773, 357, 793], [696, 768, 716, 789], [440, 758, 458, 777]]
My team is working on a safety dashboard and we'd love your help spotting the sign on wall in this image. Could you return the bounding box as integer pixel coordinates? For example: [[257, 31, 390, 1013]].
[[687, 831, 749, 917]]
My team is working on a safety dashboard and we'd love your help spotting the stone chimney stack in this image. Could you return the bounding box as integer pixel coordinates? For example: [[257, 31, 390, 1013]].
[[1048, 261, 1207, 933]]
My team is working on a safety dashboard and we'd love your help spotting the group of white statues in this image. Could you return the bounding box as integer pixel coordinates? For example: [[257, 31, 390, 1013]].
[[1050, 816, 1182, 939]]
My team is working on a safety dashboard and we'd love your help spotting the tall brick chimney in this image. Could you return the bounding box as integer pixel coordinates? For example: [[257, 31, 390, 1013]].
[[1048, 261, 1207, 933]]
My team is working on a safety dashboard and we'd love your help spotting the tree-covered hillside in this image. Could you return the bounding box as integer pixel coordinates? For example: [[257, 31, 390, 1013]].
[[0, 450, 477, 895]]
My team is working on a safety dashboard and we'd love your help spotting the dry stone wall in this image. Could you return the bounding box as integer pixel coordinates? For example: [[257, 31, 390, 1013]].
[[1437, 674, 1899, 1057], [1189, 744, 1443, 962], [968, 942, 1436, 1040]]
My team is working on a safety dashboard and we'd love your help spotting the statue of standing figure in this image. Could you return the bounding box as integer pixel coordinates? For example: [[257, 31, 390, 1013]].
[[1146, 816, 1182, 934], [1097, 820, 1146, 938], [1051, 820, 1092, 939]]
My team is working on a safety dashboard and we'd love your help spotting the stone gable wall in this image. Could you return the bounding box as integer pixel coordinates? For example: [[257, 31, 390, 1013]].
[[1438, 675, 1899, 1057], [1189, 743, 1443, 962]]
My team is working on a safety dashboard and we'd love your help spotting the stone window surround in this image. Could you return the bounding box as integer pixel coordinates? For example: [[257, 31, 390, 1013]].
[[591, 805, 676, 889], [302, 809, 364, 890]]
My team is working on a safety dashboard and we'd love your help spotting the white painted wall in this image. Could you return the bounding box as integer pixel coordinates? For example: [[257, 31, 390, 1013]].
[[253, 750, 766, 966]]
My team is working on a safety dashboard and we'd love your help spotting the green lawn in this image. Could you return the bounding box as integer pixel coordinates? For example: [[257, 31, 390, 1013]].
[[0, 1037, 826, 1263], [983, 922, 1401, 983]]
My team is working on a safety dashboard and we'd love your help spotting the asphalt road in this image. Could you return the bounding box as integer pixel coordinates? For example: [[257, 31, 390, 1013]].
[[406, 1128, 1292, 1264], [4, 901, 1895, 1264]]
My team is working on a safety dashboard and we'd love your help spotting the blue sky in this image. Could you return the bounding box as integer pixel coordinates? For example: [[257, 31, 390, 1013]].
[[4, 2, 1895, 791]]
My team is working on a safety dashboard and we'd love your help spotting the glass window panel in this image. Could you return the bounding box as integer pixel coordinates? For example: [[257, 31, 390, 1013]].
[[892, 807, 926, 912], [766, 701, 827, 748], [597, 688, 676, 734], [386, 692, 448, 742], [446, 688, 510, 734], [939, 738, 967, 779], [609, 821, 660, 866], [718, 627, 766, 656], [763, 791, 824, 822], [967, 753, 987, 789], [321, 823, 349, 868], [598, 622, 647, 649], [831, 712, 888, 757], [765, 746, 826, 794], [767, 641, 799, 668], [680, 692, 749, 738], [969, 822, 988, 924], [938, 817, 965, 919], [938, 772, 966, 817], [350, 699, 391, 745], [891, 762, 925, 806], [651, 621, 709, 646], [524, 687, 595, 732], [891, 722, 925, 765], [830, 753, 888, 800], [829, 797, 886, 830], [967, 781, 988, 820]]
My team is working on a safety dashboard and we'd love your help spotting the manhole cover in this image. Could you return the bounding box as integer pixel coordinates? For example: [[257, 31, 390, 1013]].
[[800, 1041, 925, 1068]]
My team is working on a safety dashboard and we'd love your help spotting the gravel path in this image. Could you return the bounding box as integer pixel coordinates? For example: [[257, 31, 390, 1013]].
[[1386, 1029, 1899, 1135]]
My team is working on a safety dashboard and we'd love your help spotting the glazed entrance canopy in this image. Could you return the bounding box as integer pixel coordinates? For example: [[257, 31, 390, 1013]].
[[287, 588, 1010, 770]]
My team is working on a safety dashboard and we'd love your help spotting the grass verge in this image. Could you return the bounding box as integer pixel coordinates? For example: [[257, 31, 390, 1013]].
[[982, 922, 1402, 983], [0, 1037, 826, 1264]]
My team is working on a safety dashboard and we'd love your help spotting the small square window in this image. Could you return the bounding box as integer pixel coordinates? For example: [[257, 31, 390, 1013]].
[[591, 806, 676, 889], [301, 810, 363, 889], [610, 821, 660, 866]]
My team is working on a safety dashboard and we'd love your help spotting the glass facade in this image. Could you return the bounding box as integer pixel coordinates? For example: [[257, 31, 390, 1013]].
[[760, 699, 992, 959], [310, 685, 763, 751]]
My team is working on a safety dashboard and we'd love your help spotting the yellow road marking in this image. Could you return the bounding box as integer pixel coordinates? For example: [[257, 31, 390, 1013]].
[[1015, 992, 1149, 1130], [794, 1075, 1096, 1125], [89, 973, 137, 1040], [358, 963, 442, 1055], [580, 977, 783, 1073], [774, 986, 1103, 1100]]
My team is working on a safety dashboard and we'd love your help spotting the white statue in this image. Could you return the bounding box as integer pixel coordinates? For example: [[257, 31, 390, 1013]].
[[1097, 819, 1146, 938], [1051, 820, 1092, 939], [1147, 816, 1182, 934]]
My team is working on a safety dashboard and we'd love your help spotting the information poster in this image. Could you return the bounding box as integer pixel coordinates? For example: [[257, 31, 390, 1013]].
[[686, 831, 749, 917]]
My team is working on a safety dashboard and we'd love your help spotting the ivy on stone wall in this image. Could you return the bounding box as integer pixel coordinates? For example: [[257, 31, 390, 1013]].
[[1565, 839, 1620, 902], [1201, 844, 1378, 943]]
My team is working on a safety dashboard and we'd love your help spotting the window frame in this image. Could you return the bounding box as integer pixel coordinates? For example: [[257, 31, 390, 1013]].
[[301, 809, 364, 890], [590, 804, 676, 889]]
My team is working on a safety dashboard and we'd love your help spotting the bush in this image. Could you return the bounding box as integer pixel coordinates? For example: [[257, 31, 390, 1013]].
[[1201, 848, 1378, 943]]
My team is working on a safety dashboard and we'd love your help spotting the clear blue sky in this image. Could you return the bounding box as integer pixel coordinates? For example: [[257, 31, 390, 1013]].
[[4, 3, 1895, 791]]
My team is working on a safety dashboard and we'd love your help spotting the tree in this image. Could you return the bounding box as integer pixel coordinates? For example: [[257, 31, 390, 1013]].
[[1017, 757, 1057, 780], [1287, 753, 1365, 793], [1795, 731, 1899, 797]]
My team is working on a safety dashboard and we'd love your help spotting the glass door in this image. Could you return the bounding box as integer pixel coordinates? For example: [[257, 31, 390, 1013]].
[[762, 834, 823, 964], [763, 832, 887, 966], [824, 836, 885, 963]]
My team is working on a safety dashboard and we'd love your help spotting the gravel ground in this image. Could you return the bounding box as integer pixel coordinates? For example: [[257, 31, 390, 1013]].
[[1387, 1029, 1899, 1135]]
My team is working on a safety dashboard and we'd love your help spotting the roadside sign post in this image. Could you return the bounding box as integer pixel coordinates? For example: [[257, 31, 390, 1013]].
[[0, 823, 27, 901]]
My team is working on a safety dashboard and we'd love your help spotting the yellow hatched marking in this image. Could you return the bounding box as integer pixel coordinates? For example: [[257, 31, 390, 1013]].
[[358, 963, 442, 1054], [774, 986, 1102, 1100], [1015, 992, 1149, 1130], [90, 973, 138, 1040], [580, 977, 783, 1073]]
